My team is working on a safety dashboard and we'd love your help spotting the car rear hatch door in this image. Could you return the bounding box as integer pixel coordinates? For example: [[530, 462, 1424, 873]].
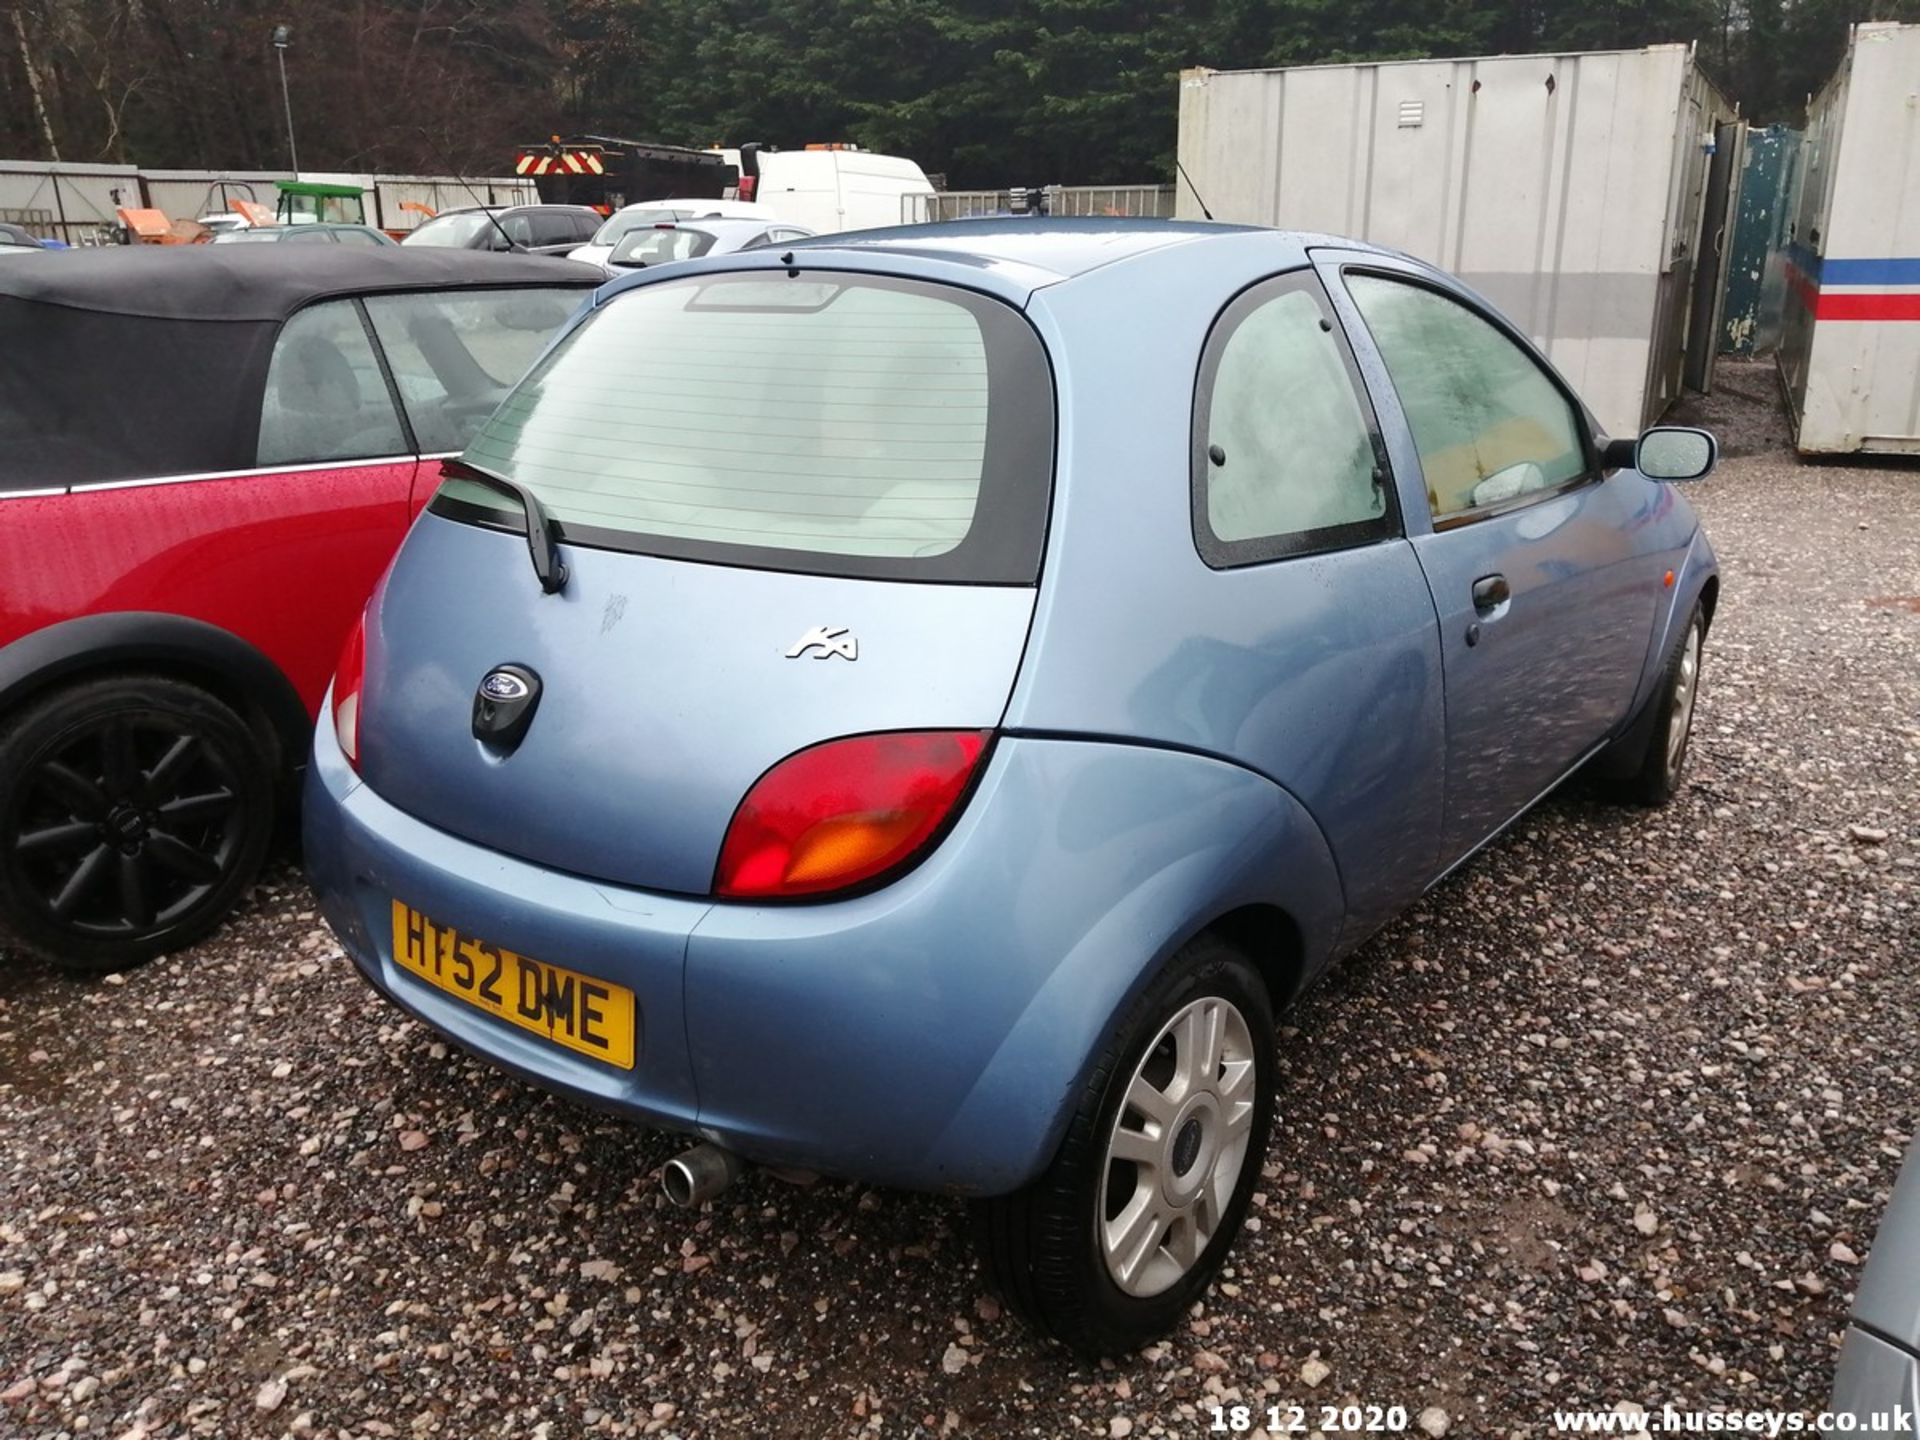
[[356, 265, 1054, 896]]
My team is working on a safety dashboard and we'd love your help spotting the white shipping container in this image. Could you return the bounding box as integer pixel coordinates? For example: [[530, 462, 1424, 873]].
[[1777, 23, 1920, 456], [1176, 45, 1739, 437]]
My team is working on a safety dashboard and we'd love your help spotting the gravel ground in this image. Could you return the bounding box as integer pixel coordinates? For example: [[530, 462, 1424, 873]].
[[2, 359, 1916, 1439]]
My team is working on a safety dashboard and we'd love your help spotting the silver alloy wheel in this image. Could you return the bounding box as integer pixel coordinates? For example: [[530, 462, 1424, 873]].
[[1097, 995, 1258, 1297], [1666, 620, 1702, 777]]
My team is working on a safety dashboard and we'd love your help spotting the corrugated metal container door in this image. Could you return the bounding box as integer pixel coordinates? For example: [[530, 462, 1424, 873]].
[[1782, 23, 1920, 454], [1176, 46, 1736, 436], [1721, 126, 1803, 356]]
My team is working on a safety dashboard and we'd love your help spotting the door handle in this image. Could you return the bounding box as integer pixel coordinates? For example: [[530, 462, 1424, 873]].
[[1471, 574, 1510, 611]]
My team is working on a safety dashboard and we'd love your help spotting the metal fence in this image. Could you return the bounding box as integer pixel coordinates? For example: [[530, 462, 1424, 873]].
[[0, 207, 61, 241], [0, 160, 538, 243], [903, 184, 1174, 223]]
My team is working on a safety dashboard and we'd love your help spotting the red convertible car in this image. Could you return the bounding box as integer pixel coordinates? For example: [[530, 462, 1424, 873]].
[[0, 247, 596, 970]]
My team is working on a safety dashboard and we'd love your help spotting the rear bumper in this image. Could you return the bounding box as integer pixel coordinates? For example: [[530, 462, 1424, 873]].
[[304, 709, 1344, 1194], [303, 712, 711, 1133]]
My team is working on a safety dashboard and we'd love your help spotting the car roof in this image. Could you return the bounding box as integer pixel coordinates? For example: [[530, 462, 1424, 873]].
[[613, 198, 764, 214], [440, 203, 594, 216], [781, 216, 1418, 290], [0, 245, 597, 320], [218, 222, 387, 238], [628, 217, 793, 236], [786, 217, 1280, 282]]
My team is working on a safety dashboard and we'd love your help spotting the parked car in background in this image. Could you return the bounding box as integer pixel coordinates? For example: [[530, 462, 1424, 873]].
[[303, 219, 1720, 1354], [601, 218, 815, 275], [0, 248, 596, 972], [0, 222, 47, 253], [567, 199, 774, 270], [194, 213, 252, 235], [401, 204, 601, 255], [1831, 1132, 1920, 1431], [214, 223, 396, 248]]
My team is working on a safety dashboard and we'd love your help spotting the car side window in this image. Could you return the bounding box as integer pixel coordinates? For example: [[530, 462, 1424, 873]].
[[363, 288, 582, 454], [256, 300, 408, 467], [572, 212, 601, 241], [497, 213, 534, 250], [526, 212, 571, 248], [335, 228, 383, 246], [1345, 273, 1588, 522], [1192, 272, 1392, 567]]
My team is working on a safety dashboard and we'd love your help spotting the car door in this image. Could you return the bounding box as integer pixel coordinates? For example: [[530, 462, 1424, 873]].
[[1320, 253, 1660, 865], [34, 299, 418, 717], [1184, 269, 1447, 937]]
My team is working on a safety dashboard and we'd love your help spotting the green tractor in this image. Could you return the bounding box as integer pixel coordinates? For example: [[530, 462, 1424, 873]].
[[275, 179, 369, 227]]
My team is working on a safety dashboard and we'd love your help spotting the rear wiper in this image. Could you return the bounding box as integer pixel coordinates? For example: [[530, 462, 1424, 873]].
[[439, 458, 568, 595]]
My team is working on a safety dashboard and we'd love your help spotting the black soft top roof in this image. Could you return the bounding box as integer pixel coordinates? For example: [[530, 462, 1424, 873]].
[[2, 247, 597, 491], [0, 244, 597, 321]]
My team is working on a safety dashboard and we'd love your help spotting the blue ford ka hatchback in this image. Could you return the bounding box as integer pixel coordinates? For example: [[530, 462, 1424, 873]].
[[305, 219, 1719, 1353]]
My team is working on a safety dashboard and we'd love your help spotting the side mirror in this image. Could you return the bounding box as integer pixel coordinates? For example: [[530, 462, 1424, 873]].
[[1604, 426, 1717, 482]]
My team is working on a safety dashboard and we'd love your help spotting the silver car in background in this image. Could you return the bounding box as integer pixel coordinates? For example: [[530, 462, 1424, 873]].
[[1832, 1132, 1920, 1432], [599, 218, 815, 277]]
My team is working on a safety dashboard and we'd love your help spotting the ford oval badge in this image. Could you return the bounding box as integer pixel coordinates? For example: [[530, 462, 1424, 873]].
[[473, 665, 541, 753], [481, 670, 531, 703]]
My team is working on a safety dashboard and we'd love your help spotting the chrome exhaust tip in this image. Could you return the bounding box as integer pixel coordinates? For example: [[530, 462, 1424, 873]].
[[662, 1142, 744, 1208]]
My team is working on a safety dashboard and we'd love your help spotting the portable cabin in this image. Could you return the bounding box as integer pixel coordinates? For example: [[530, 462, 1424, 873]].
[[1778, 23, 1920, 456], [1175, 44, 1740, 438]]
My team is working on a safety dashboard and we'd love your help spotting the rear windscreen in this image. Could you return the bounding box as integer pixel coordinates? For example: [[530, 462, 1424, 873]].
[[436, 270, 1053, 583], [609, 229, 721, 267]]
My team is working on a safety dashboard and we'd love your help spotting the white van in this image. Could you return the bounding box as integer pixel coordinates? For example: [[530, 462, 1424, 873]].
[[718, 146, 934, 234]]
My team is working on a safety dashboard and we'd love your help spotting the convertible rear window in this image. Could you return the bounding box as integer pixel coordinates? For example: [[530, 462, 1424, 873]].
[[438, 271, 1054, 583]]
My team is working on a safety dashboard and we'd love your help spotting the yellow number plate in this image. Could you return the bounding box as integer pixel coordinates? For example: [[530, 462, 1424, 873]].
[[389, 900, 636, 1070]]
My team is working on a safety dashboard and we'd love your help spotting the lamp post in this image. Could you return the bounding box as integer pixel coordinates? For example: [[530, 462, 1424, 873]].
[[271, 25, 298, 176]]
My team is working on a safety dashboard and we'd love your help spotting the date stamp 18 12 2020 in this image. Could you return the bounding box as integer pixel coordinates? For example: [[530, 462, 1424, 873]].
[[1209, 1404, 1418, 1433]]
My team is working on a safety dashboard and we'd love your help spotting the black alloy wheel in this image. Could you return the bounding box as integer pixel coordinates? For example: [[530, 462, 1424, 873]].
[[0, 676, 274, 971]]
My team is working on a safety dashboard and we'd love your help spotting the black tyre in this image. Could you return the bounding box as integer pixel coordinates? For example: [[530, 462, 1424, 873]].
[[1604, 605, 1704, 808], [0, 676, 275, 972], [973, 932, 1275, 1355]]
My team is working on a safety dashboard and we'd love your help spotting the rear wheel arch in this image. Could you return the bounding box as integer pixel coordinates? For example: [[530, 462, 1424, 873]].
[[0, 614, 309, 781], [1198, 902, 1309, 1015]]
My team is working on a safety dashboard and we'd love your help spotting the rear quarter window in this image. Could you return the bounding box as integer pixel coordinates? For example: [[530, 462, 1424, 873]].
[[439, 271, 1053, 583], [364, 288, 583, 454]]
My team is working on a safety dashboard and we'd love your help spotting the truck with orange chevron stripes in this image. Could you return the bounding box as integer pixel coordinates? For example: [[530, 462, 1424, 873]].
[[511, 136, 742, 214]]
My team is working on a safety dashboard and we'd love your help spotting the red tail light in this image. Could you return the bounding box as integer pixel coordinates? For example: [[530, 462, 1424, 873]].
[[332, 612, 367, 771], [738, 175, 758, 202], [715, 731, 990, 899]]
